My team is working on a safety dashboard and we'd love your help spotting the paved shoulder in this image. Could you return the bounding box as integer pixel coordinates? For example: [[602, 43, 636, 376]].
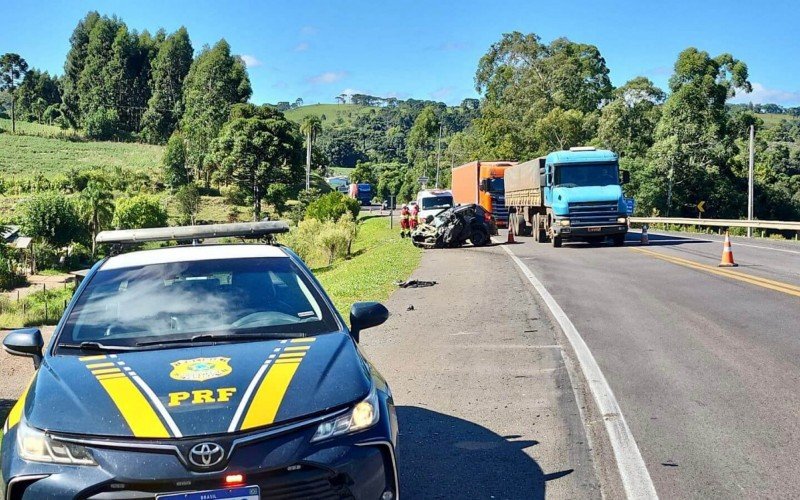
[[360, 244, 600, 499]]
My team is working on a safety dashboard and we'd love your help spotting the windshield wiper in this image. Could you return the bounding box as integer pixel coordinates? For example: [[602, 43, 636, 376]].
[[59, 341, 141, 352], [136, 332, 306, 347]]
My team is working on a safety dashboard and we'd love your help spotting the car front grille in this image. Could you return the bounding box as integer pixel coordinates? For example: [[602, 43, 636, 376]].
[[83, 465, 353, 500], [491, 194, 508, 222], [568, 201, 619, 227]]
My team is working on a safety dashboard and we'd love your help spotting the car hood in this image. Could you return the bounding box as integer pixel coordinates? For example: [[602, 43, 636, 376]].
[[23, 333, 370, 439]]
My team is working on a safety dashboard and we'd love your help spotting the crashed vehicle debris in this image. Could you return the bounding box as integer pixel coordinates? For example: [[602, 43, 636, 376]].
[[411, 204, 497, 248]]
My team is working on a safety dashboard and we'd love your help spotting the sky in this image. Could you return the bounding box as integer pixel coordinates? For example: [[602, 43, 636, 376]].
[[2, 0, 799, 107]]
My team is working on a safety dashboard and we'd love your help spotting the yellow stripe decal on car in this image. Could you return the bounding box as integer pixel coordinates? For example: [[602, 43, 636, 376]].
[[284, 346, 310, 352], [240, 360, 302, 430], [290, 337, 316, 343], [80, 358, 171, 438], [86, 362, 116, 369], [5, 376, 35, 431], [96, 375, 170, 438], [79, 355, 107, 361]]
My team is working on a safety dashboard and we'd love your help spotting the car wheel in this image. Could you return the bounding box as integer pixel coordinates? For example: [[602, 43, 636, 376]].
[[470, 229, 490, 247]]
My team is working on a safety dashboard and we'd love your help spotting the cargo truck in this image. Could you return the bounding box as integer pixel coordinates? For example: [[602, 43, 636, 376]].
[[451, 161, 516, 227], [505, 147, 630, 247]]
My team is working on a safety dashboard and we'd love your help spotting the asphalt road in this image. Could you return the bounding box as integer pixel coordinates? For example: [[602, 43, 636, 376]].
[[502, 229, 800, 498], [360, 243, 603, 499]]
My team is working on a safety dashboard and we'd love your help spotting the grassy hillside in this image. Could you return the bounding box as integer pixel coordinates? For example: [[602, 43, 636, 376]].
[[755, 112, 800, 128], [0, 131, 163, 179], [284, 103, 378, 125], [0, 118, 82, 139]]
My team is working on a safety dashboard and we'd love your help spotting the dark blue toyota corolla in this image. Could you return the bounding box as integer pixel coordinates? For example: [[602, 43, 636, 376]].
[[0, 223, 398, 500]]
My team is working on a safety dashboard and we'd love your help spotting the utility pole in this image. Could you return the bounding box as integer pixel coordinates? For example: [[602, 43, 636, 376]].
[[435, 125, 443, 188], [747, 124, 755, 238]]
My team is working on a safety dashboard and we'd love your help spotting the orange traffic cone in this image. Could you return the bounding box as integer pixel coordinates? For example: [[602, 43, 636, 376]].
[[507, 225, 515, 244], [718, 232, 737, 267]]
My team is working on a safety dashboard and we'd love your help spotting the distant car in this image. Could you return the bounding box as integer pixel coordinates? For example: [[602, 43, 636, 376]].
[[1, 222, 399, 500]]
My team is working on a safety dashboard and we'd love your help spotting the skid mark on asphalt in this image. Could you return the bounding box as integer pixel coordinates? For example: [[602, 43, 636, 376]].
[[630, 247, 800, 298], [496, 239, 659, 500]]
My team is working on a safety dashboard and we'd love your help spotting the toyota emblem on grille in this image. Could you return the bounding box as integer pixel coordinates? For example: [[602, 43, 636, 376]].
[[188, 442, 225, 467]]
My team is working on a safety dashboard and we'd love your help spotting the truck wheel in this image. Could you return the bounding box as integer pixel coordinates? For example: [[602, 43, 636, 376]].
[[534, 214, 547, 243], [515, 215, 527, 237], [551, 235, 562, 248], [612, 233, 626, 247]]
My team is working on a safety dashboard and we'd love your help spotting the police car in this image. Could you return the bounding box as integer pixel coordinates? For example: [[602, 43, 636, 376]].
[[1, 222, 398, 499]]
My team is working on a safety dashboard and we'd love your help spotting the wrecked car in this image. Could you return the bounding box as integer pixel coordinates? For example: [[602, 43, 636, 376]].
[[411, 204, 497, 248]]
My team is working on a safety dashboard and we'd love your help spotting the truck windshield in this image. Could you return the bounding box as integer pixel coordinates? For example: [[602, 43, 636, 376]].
[[487, 178, 505, 192], [421, 196, 453, 210], [554, 163, 619, 187]]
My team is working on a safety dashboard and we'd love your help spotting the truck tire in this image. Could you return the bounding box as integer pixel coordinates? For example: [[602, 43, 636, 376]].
[[551, 235, 562, 248], [515, 214, 527, 237], [612, 233, 626, 247]]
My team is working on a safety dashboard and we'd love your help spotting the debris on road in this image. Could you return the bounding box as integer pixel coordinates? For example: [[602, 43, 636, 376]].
[[394, 279, 437, 288]]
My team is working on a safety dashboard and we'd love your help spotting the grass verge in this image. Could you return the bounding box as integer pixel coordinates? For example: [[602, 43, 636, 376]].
[[313, 216, 422, 319]]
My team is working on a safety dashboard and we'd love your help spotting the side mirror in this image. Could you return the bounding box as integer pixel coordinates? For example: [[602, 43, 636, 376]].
[[3, 328, 44, 369], [620, 170, 630, 185], [349, 302, 389, 342]]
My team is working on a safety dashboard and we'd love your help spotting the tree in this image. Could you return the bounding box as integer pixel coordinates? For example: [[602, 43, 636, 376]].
[[113, 194, 168, 229], [14, 69, 61, 123], [62, 12, 101, 127], [209, 104, 303, 220], [645, 48, 751, 217], [181, 40, 252, 183], [305, 192, 360, 222], [162, 131, 189, 189], [141, 27, 193, 143], [350, 162, 379, 185], [598, 77, 665, 158], [474, 32, 612, 159], [300, 115, 323, 190], [22, 192, 84, 272], [78, 180, 114, 256], [174, 183, 200, 225], [406, 106, 440, 174], [0, 53, 29, 133], [77, 16, 124, 131]]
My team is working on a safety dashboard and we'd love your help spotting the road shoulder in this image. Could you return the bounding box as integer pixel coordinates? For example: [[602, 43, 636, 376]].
[[360, 243, 601, 499]]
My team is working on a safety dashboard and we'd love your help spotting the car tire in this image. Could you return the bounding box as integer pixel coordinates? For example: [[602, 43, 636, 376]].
[[470, 229, 490, 247]]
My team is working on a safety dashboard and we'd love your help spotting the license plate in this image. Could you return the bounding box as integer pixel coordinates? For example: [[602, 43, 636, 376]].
[[157, 485, 259, 500], [587, 227, 601, 232]]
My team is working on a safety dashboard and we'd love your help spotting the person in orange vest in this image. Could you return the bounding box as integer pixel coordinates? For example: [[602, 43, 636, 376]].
[[410, 203, 420, 231], [399, 204, 411, 238]]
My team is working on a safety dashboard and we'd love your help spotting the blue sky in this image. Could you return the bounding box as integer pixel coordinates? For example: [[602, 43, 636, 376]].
[[3, 0, 799, 106]]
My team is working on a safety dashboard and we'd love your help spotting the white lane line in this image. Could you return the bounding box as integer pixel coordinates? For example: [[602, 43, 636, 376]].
[[496, 241, 658, 499], [639, 230, 800, 255]]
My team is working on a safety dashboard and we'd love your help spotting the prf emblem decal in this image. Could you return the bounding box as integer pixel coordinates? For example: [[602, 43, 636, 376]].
[[170, 357, 232, 382]]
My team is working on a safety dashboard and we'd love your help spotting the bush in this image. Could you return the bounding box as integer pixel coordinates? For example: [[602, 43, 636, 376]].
[[221, 185, 248, 206], [113, 195, 168, 229], [21, 192, 85, 247], [84, 108, 121, 140], [265, 183, 291, 215], [280, 216, 358, 267], [0, 256, 26, 291], [305, 192, 360, 222]]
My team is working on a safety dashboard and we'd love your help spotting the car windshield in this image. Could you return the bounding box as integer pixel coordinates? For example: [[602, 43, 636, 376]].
[[555, 163, 619, 187], [57, 257, 338, 349], [421, 195, 453, 210], [487, 178, 505, 192]]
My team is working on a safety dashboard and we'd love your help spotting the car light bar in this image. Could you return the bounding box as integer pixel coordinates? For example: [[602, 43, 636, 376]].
[[95, 221, 290, 245]]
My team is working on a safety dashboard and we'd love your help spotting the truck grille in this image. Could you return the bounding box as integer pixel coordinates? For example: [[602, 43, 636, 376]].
[[568, 201, 619, 227], [491, 194, 508, 223]]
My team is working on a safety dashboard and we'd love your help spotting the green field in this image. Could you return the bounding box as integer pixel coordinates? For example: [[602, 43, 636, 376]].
[[0, 118, 82, 139], [0, 132, 163, 179], [284, 104, 378, 125], [755, 112, 800, 128]]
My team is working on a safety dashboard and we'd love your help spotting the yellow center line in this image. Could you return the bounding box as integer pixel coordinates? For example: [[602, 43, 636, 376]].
[[630, 247, 800, 298]]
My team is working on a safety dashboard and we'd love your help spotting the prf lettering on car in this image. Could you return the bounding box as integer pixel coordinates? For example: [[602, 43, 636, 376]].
[[169, 387, 237, 407]]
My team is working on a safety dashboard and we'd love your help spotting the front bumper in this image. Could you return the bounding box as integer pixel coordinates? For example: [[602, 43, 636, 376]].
[[2, 400, 398, 500], [553, 224, 627, 239]]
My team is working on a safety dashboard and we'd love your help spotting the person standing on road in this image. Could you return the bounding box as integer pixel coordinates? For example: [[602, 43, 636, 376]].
[[400, 204, 410, 238], [410, 203, 420, 231]]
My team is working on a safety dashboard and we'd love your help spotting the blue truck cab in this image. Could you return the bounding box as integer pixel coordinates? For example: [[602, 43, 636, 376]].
[[543, 147, 629, 246]]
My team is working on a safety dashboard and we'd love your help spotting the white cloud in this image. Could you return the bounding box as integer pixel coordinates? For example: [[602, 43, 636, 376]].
[[339, 87, 368, 96], [308, 71, 347, 85], [729, 82, 800, 106], [430, 86, 455, 101], [239, 55, 262, 68], [300, 26, 318, 36], [294, 42, 310, 52]]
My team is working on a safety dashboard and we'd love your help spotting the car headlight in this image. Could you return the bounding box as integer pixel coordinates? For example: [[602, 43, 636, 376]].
[[558, 219, 570, 227], [311, 388, 379, 442], [617, 217, 628, 224], [17, 419, 96, 465]]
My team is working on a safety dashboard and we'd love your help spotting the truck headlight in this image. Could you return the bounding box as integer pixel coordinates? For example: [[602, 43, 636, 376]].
[[558, 219, 570, 227], [17, 419, 96, 465], [311, 388, 379, 442], [617, 217, 628, 224]]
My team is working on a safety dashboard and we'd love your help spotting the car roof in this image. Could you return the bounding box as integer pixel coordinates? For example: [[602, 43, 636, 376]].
[[100, 244, 288, 270]]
